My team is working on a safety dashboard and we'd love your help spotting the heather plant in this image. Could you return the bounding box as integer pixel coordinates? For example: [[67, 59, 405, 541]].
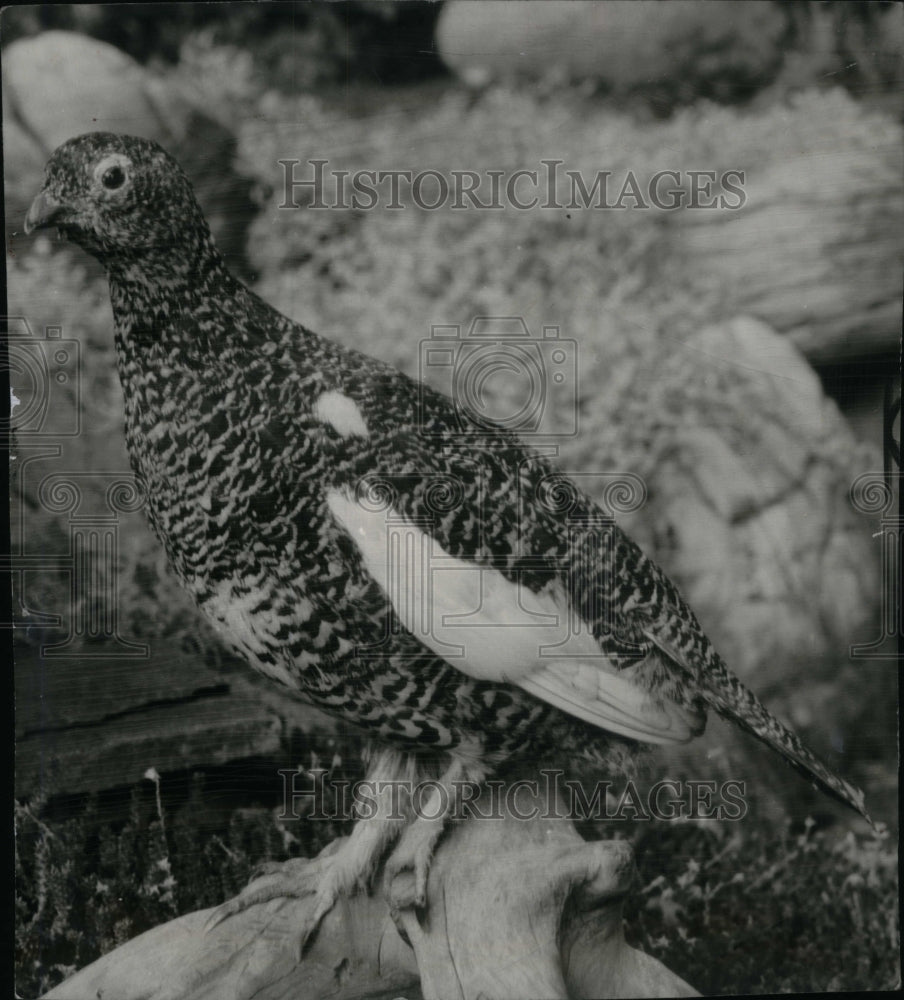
[[627, 818, 900, 993]]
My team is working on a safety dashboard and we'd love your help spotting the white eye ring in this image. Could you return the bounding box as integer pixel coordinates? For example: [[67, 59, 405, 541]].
[[94, 154, 132, 192]]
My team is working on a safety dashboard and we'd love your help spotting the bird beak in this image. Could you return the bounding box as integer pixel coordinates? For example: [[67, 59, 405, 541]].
[[24, 190, 70, 234]]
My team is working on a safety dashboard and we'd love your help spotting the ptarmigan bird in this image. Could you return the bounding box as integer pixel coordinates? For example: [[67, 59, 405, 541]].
[[26, 133, 871, 947]]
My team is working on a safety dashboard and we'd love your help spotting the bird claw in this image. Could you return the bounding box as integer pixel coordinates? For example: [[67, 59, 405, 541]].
[[203, 856, 324, 944], [293, 882, 341, 960], [250, 858, 296, 880], [384, 830, 436, 912]]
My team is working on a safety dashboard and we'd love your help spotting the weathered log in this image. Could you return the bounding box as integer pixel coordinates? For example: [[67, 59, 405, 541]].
[[44, 784, 697, 1000], [664, 93, 903, 363], [14, 633, 334, 800]]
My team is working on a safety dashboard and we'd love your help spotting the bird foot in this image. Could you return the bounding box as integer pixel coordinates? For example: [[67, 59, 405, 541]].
[[204, 851, 347, 959], [384, 815, 446, 913]]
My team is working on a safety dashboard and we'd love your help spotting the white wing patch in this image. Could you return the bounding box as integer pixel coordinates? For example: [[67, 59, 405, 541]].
[[326, 488, 699, 745], [326, 488, 599, 679], [314, 391, 369, 438]]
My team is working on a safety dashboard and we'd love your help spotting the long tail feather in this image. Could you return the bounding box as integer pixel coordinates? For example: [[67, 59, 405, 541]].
[[701, 655, 874, 829]]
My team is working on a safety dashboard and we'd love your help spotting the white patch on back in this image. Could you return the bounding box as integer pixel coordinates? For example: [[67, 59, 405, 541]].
[[326, 487, 700, 746], [314, 391, 369, 438]]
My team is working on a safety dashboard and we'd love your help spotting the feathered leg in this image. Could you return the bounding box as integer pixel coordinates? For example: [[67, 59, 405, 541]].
[[205, 746, 413, 955], [384, 755, 486, 912]]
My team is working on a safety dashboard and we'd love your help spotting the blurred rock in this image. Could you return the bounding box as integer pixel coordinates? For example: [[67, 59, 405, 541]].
[[437, 0, 787, 104], [3, 30, 255, 274]]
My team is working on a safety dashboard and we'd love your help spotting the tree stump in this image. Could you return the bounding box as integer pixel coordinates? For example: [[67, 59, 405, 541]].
[[43, 783, 697, 1000]]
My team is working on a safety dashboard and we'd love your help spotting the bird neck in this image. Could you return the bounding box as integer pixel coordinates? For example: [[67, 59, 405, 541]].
[[107, 231, 241, 357]]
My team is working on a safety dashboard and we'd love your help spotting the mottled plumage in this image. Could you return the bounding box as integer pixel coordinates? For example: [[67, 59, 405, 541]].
[[26, 133, 871, 933]]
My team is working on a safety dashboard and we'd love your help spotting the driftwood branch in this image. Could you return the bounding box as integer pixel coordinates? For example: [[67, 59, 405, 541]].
[[45, 784, 697, 1000]]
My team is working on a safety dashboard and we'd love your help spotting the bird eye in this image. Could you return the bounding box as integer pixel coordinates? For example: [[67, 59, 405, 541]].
[[102, 165, 126, 190]]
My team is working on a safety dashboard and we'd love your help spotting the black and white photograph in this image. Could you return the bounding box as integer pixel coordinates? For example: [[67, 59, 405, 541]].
[[6, 2, 901, 996]]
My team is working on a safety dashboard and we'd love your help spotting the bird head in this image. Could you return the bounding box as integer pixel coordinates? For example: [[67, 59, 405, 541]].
[[25, 132, 210, 265]]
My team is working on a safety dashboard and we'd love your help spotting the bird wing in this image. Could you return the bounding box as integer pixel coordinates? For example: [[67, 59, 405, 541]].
[[325, 483, 702, 746]]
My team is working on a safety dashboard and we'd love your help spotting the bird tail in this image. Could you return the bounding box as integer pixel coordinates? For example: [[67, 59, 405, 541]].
[[700, 655, 874, 829]]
